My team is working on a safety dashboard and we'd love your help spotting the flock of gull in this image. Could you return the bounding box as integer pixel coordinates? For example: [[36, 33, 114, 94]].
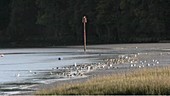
[[11, 51, 164, 79], [15, 53, 161, 79]]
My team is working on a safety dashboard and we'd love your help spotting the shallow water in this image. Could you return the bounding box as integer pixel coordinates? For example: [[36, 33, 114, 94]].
[[0, 48, 103, 94], [0, 43, 170, 95], [0, 48, 87, 83]]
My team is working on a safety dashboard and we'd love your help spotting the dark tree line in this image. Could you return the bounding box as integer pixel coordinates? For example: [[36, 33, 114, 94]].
[[0, 0, 169, 47]]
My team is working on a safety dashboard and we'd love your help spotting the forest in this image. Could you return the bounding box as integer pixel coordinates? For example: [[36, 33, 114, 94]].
[[0, 0, 169, 47]]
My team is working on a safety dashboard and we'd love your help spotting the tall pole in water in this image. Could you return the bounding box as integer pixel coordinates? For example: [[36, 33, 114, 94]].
[[82, 16, 87, 52]]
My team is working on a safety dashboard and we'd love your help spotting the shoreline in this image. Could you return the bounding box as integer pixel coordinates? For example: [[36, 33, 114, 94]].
[[31, 52, 164, 95], [1, 44, 170, 95], [15, 54, 137, 95], [1, 43, 170, 95]]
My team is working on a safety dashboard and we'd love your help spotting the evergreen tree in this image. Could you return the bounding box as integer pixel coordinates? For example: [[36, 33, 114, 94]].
[[7, 0, 38, 41], [0, 0, 169, 47]]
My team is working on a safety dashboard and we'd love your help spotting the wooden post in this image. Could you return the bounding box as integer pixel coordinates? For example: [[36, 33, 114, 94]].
[[82, 16, 87, 52]]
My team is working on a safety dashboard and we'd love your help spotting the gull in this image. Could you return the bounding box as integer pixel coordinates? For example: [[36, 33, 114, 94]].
[[16, 73, 20, 77], [142, 65, 145, 67], [139, 61, 144, 64], [152, 59, 155, 62], [87, 66, 91, 71], [0, 54, 4, 57], [125, 56, 128, 59], [74, 63, 77, 67], [138, 65, 141, 68], [147, 63, 150, 66], [133, 64, 136, 67]]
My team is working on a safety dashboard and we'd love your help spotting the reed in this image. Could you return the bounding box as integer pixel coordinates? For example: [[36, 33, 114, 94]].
[[36, 67, 170, 95]]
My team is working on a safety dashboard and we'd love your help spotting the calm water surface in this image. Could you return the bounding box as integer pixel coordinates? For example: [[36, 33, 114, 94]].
[[0, 48, 98, 84]]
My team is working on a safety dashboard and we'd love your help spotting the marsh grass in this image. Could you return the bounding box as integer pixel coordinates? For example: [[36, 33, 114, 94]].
[[36, 67, 170, 95]]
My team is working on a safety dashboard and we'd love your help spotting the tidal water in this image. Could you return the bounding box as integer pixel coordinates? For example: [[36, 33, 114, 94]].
[[0, 47, 102, 95], [0, 43, 170, 95]]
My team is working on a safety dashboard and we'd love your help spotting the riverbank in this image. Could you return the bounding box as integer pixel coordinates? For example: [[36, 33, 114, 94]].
[[1, 43, 170, 95], [34, 51, 167, 95], [36, 66, 170, 95]]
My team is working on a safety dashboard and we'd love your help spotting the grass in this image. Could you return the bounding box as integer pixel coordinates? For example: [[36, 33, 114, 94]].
[[36, 67, 170, 95]]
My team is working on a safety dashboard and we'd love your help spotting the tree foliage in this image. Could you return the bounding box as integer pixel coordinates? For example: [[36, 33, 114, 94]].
[[0, 0, 169, 47], [7, 0, 38, 41]]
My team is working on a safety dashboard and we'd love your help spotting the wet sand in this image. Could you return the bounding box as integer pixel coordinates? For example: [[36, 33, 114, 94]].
[[31, 49, 170, 95], [8, 43, 170, 95]]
